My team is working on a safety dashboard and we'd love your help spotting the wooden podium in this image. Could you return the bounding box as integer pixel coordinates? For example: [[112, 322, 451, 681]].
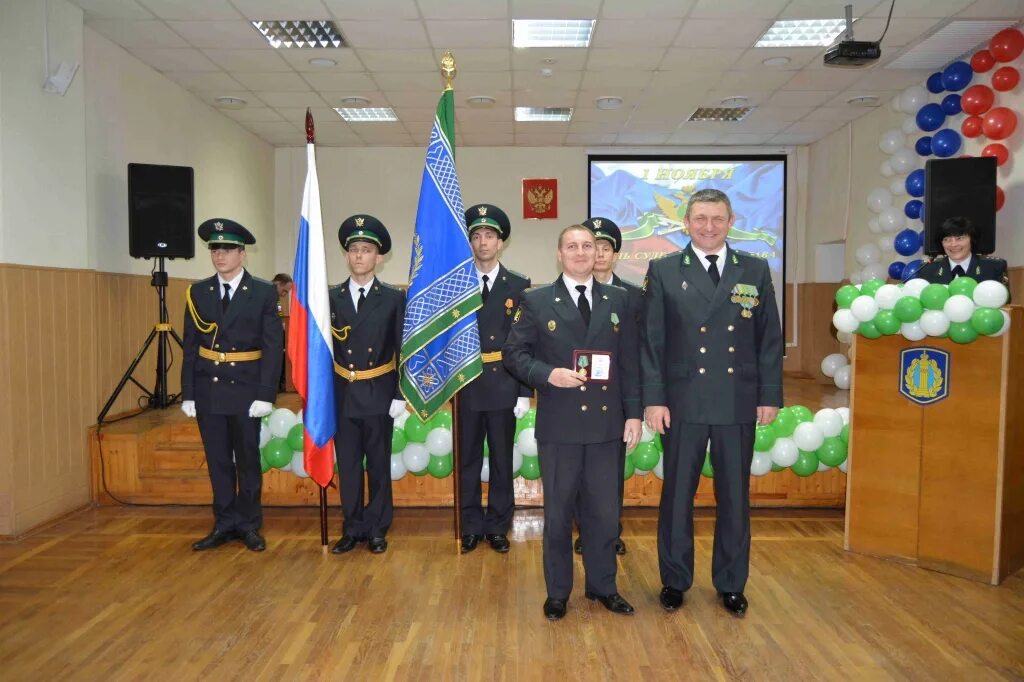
[[845, 306, 1023, 584]]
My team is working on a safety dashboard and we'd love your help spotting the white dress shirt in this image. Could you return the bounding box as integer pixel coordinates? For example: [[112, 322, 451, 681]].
[[691, 243, 728, 275], [562, 273, 594, 308], [476, 263, 500, 295], [949, 255, 972, 276], [216, 270, 245, 300], [349, 277, 375, 310]]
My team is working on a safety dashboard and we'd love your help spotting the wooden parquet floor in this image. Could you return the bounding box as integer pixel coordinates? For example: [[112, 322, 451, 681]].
[[1, 507, 1022, 681]]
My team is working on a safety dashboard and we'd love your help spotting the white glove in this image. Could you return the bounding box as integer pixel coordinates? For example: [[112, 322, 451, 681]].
[[181, 400, 196, 418], [249, 400, 274, 418], [389, 399, 407, 420], [513, 397, 531, 419]]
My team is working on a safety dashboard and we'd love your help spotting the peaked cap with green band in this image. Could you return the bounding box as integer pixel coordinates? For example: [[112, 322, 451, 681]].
[[582, 217, 622, 252], [198, 218, 255, 248], [464, 203, 511, 240], [338, 214, 392, 255]]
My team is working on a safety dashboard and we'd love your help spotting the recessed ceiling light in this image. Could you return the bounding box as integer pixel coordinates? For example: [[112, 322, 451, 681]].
[[689, 106, 755, 122], [756, 19, 851, 48], [335, 107, 398, 122], [214, 96, 247, 109], [720, 96, 749, 108], [252, 20, 346, 49], [762, 56, 791, 66], [466, 95, 496, 108], [339, 96, 371, 107], [515, 107, 573, 122], [594, 96, 623, 110], [308, 57, 337, 67], [513, 20, 595, 48], [846, 95, 880, 107]]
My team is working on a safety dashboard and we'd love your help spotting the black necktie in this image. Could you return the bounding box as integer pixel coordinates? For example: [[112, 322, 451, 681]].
[[221, 283, 231, 311], [952, 265, 965, 278], [706, 254, 721, 287], [356, 287, 366, 312], [481, 274, 490, 303], [576, 284, 591, 327]]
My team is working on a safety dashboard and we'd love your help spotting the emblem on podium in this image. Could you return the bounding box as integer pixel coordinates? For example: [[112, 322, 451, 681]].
[[899, 347, 950, 405]]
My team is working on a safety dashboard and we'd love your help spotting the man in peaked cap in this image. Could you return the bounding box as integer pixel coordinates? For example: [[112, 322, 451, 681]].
[[329, 214, 406, 555], [181, 218, 283, 553], [458, 203, 532, 554]]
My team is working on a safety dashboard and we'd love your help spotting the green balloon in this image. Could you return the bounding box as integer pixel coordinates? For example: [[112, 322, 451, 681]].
[[520, 455, 541, 480], [261, 414, 272, 426], [791, 450, 819, 477], [286, 423, 304, 451], [835, 284, 860, 308], [404, 415, 430, 443], [771, 408, 797, 438], [816, 437, 848, 467], [654, 433, 663, 453], [624, 455, 635, 480], [391, 428, 407, 453], [873, 309, 901, 336], [483, 441, 489, 458], [919, 283, 949, 311], [771, 462, 785, 472], [948, 321, 978, 344], [260, 453, 271, 474], [840, 424, 849, 444], [790, 405, 813, 423], [701, 452, 714, 478], [971, 307, 1003, 336], [427, 454, 453, 478], [754, 424, 776, 452], [893, 296, 924, 323], [262, 438, 291, 469], [519, 408, 537, 428], [947, 276, 978, 299], [631, 442, 660, 470], [860, 278, 885, 297], [430, 410, 453, 431], [857, 320, 881, 339]]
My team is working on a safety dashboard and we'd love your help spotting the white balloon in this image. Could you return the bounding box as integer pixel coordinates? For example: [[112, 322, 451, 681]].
[[813, 408, 844, 438], [512, 445, 523, 473], [833, 365, 852, 390], [480, 457, 490, 483], [890, 95, 903, 113], [832, 309, 860, 334], [868, 218, 882, 234], [751, 450, 773, 476], [268, 408, 298, 439], [836, 407, 850, 425], [878, 206, 904, 233], [889, 178, 907, 197], [402, 443, 430, 473], [820, 353, 848, 377], [943, 294, 975, 323], [770, 437, 799, 468], [874, 284, 902, 309], [973, 280, 1009, 309], [878, 129, 905, 155], [920, 310, 951, 337], [839, 457, 849, 473], [901, 320, 927, 341], [654, 456, 664, 480], [516, 427, 538, 456], [640, 422, 655, 442], [863, 264, 888, 282], [855, 243, 881, 266], [850, 295, 879, 322], [793, 422, 825, 452], [295, 409, 303, 423], [866, 187, 893, 213], [818, 461, 832, 472], [425, 427, 453, 456], [390, 453, 407, 481], [877, 236, 895, 253], [846, 346, 854, 361], [900, 85, 928, 114], [849, 272, 864, 285], [290, 450, 309, 478], [992, 309, 1012, 337], [259, 424, 271, 449], [394, 410, 410, 428], [634, 466, 650, 476], [902, 278, 929, 298], [890, 147, 917, 174], [836, 331, 853, 344], [901, 116, 918, 135], [880, 160, 895, 177]]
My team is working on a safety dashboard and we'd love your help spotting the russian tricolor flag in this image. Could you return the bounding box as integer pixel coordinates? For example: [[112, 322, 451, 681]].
[[287, 110, 336, 488]]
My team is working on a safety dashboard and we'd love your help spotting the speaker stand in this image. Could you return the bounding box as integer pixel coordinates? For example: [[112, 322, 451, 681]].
[[97, 257, 184, 424]]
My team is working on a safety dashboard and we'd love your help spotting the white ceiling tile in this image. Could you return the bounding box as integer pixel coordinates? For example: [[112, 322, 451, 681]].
[[219, 106, 285, 122], [508, 0, 602, 19], [956, 0, 1024, 17], [418, 0, 509, 20], [622, 118, 684, 132], [301, 71, 379, 90], [568, 120, 624, 133], [674, 18, 772, 49], [666, 129, 721, 144], [456, 71, 513, 90], [515, 133, 570, 145], [355, 131, 415, 144], [433, 48, 511, 71], [770, 133, 820, 145], [73, 0, 154, 20], [165, 21, 269, 48], [585, 47, 667, 71], [511, 48, 589, 70], [715, 69, 795, 92], [715, 132, 776, 144], [571, 105, 634, 121], [513, 90, 577, 107], [763, 89, 835, 106], [629, 104, 696, 122], [850, 67, 933, 90], [162, 71, 246, 91], [742, 105, 814, 123], [313, 125, 364, 145], [824, 89, 898, 107], [87, 19, 190, 48], [781, 69, 863, 90], [317, 90, 388, 106], [780, 0, 878, 19], [137, 0, 241, 21], [614, 132, 671, 144], [785, 119, 848, 134], [347, 121, 407, 134], [690, 0, 791, 19], [273, 107, 341, 125], [357, 49, 437, 71], [848, 17, 948, 48], [426, 20, 511, 48], [390, 107, 439, 121], [383, 90, 449, 107], [591, 19, 684, 48], [645, 70, 723, 92], [515, 121, 571, 133], [276, 47, 365, 71], [580, 69, 654, 89], [730, 47, 823, 71], [457, 105, 517, 121], [193, 89, 258, 106], [322, 0, 420, 20], [658, 47, 744, 71], [456, 121, 515, 134], [254, 90, 331, 107], [565, 132, 618, 145], [128, 48, 221, 71], [258, 132, 310, 145], [242, 120, 303, 135], [801, 106, 876, 123], [600, 0, 695, 19], [513, 70, 583, 90], [229, 0, 333, 20], [464, 133, 515, 145], [201, 48, 292, 71], [232, 71, 314, 91], [702, 89, 775, 106], [866, 0, 973, 18], [373, 72, 445, 90], [339, 21, 430, 48], [727, 119, 794, 134]]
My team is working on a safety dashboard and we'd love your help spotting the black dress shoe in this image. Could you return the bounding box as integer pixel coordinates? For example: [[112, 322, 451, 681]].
[[543, 598, 567, 621], [368, 537, 388, 553], [461, 534, 482, 553], [721, 592, 748, 616], [659, 586, 684, 612], [573, 536, 583, 554], [486, 534, 510, 553], [331, 535, 361, 554], [615, 538, 627, 555], [191, 529, 238, 551], [585, 592, 635, 615], [240, 529, 266, 552]]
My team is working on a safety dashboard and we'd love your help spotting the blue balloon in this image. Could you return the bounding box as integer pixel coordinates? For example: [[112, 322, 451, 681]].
[[904, 199, 923, 219], [915, 136, 933, 156], [926, 72, 945, 94], [894, 228, 921, 257], [905, 169, 926, 198], [941, 93, 962, 115], [888, 261, 907, 280], [902, 259, 925, 282], [941, 61, 973, 92], [932, 128, 961, 158], [916, 103, 945, 132]]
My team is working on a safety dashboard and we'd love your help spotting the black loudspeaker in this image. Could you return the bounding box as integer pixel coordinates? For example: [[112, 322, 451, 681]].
[[128, 163, 195, 259], [923, 157, 996, 257]]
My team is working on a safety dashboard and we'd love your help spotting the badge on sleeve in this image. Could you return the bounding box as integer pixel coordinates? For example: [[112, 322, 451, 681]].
[[513, 307, 522, 324]]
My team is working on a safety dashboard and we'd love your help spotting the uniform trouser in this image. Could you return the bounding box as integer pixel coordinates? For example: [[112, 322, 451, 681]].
[[658, 422, 754, 594], [334, 413, 394, 539], [539, 440, 621, 599], [457, 404, 516, 536], [574, 442, 625, 542], [197, 413, 263, 533]]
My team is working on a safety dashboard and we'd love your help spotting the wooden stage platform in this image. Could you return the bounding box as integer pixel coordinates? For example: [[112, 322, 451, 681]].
[[89, 374, 849, 509]]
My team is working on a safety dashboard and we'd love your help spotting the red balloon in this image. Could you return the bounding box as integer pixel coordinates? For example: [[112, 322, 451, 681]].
[[961, 84, 995, 115], [982, 107, 1018, 140], [990, 27, 1024, 63], [981, 143, 1009, 167], [961, 115, 984, 138], [971, 49, 996, 73], [991, 66, 1020, 92], [995, 185, 1005, 212]]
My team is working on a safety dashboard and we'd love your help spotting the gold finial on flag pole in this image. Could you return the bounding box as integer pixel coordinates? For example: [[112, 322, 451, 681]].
[[441, 50, 456, 91]]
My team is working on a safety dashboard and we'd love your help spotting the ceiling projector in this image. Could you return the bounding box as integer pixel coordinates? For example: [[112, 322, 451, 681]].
[[824, 3, 882, 67]]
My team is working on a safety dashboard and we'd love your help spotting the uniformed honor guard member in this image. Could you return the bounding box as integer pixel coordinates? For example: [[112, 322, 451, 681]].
[[573, 217, 641, 558], [329, 215, 407, 555], [181, 219, 283, 552], [504, 225, 642, 621], [459, 204, 532, 554], [642, 189, 783, 616], [916, 216, 1011, 293]]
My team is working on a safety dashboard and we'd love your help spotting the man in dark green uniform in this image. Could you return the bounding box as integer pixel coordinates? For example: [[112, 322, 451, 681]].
[[642, 189, 783, 617], [182, 218, 282, 552], [459, 203, 532, 554], [917, 216, 1010, 292], [504, 225, 642, 621], [329, 215, 407, 555]]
